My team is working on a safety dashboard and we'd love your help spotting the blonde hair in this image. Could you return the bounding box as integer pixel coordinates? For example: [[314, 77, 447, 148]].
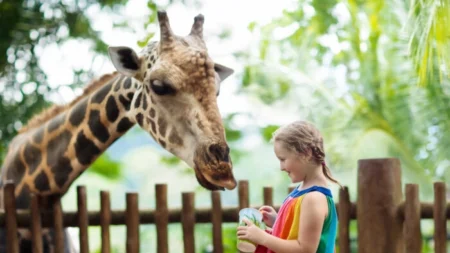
[[271, 120, 342, 187]]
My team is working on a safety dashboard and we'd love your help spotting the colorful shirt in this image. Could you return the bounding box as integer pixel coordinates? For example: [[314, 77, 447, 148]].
[[257, 186, 338, 253]]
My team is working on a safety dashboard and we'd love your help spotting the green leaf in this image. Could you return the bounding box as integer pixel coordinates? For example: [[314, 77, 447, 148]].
[[94, 40, 109, 54], [260, 125, 280, 142], [218, 28, 232, 39], [160, 155, 181, 165], [279, 79, 290, 96], [248, 21, 257, 32], [89, 154, 122, 180], [147, 1, 158, 12], [242, 66, 253, 87], [225, 128, 242, 142], [260, 39, 269, 60], [137, 32, 155, 48]]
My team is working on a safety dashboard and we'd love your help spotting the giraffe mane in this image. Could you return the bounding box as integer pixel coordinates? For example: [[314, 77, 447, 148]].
[[18, 72, 120, 134]]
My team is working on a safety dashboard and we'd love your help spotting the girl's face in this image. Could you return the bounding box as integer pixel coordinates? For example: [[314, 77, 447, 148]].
[[274, 141, 309, 183]]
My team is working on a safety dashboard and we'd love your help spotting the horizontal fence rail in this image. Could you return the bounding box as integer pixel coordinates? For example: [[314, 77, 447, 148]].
[[2, 201, 450, 228]]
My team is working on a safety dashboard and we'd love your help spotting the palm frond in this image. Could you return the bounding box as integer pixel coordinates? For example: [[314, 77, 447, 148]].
[[405, 0, 450, 85]]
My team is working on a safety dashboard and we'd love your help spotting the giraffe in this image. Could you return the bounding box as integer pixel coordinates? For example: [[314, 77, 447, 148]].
[[0, 11, 237, 252]]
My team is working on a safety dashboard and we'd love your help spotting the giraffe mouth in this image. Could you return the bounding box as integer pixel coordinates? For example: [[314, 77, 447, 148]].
[[193, 155, 237, 191], [194, 165, 225, 191], [192, 143, 237, 191]]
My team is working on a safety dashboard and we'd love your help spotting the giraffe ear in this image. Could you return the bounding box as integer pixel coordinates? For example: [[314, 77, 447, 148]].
[[214, 63, 234, 82], [108, 46, 141, 77]]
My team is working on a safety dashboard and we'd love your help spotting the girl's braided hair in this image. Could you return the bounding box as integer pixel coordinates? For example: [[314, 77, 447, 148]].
[[271, 121, 341, 187]]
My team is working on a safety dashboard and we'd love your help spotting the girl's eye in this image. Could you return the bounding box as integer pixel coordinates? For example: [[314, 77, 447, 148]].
[[150, 80, 176, 96]]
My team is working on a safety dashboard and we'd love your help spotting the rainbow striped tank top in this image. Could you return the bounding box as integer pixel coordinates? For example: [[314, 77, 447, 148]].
[[268, 186, 338, 253]]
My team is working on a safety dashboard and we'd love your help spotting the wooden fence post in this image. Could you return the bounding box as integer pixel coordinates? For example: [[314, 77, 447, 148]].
[[30, 194, 43, 253], [238, 181, 249, 210], [211, 191, 223, 253], [4, 183, 19, 253], [433, 182, 447, 253], [357, 158, 403, 253], [126, 192, 139, 253], [338, 186, 350, 253], [52, 197, 65, 253], [181, 192, 195, 253], [77, 186, 89, 253], [404, 184, 421, 253], [155, 184, 168, 253], [100, 191, 111, 253]]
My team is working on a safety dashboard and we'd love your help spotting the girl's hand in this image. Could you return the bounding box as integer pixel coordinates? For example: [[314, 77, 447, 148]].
[[236, 218, 268, 245], [259, 205, 277, 227]]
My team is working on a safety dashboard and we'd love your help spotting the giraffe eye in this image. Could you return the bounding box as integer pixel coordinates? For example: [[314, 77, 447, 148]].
[[150, 80, 176, 96]]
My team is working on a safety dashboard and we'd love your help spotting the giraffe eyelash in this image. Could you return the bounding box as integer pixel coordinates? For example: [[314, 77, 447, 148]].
[[150, 79, 176, 96]]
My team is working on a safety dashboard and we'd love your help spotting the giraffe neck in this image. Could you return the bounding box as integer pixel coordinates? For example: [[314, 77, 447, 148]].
[[0, 75, 141, 208]]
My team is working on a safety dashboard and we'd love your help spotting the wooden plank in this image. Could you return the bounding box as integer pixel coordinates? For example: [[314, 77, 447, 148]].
[[100, 191, 111, 253], [404, 184, 421, 253], [211, 191, 223, 253], [338, 186, 350, 253], [126, 192, 139, 253], [263, 187, 273, 207], [181, 192, 195, 253], [77, 186, 89, 253], [238, 181, 249, 210], [30, 194, 43, 253], [398, 202, 449, 220], [155, 184, 168, 253], [52, 197, 65, 253], [4, 183, 19, 253], [433, 182, 446, 253]]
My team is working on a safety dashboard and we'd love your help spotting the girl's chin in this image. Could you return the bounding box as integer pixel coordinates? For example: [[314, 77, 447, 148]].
[[289, 175, 304, 183], [289, 176, 298, 183]]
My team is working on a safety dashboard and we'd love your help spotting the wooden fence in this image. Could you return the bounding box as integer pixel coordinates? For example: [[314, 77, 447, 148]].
[[0, 158, 449, 253]]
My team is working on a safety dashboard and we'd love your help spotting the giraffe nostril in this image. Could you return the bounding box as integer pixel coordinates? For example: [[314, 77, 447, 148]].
[[208, 144, 229, 162]]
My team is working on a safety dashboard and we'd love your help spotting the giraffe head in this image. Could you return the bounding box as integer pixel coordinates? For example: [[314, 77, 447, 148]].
[[108, 11, 236, 191]]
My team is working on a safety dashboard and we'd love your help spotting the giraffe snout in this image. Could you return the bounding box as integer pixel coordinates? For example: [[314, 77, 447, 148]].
[[192, 142, 236, 191]]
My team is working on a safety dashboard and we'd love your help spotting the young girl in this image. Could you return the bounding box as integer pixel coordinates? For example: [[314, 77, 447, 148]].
[[237, 121, 340, 253]]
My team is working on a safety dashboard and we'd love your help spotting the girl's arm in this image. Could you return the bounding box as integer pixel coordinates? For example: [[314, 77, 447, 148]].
[[258, 192, 328, 253]]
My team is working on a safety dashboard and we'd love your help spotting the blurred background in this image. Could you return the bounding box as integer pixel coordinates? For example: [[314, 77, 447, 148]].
[[0, 0, 449, 252]]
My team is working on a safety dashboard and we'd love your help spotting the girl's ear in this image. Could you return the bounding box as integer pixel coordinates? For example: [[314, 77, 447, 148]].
[[108, 46, 141, 77], [298, 151, 313, 163]]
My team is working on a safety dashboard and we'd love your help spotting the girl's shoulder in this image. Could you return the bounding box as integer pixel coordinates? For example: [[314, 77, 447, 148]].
[[302, 191, 329, 205], [300, 191, 330, 219]]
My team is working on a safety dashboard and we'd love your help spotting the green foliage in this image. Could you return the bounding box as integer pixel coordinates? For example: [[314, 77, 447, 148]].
[[160, 155, 182, 166], [238, 0, 450, 195], [405, 0, 450, 85], [261, 125, 280, 142], [239, 64, 292, 104], [137, 32, 156, 48], [0, 0, 129, 165], [223, 113, 243, 142], [222, 224, 238, 253], [89, 154, 122, 180]]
